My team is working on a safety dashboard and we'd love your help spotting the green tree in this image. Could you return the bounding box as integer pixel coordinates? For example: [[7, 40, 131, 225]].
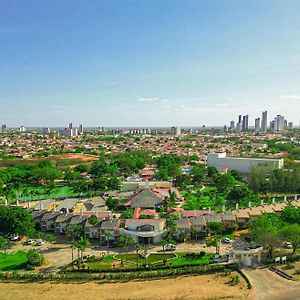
[[88, 215, 98, 225], [250, 214, 284, 258], [27, 249, 45, 267], [281, 206, 300, 225], [0, 236, 9, 257], [76, 236, 90, 261], [0, 206, 35, 236], [280, 224, 300, 254]]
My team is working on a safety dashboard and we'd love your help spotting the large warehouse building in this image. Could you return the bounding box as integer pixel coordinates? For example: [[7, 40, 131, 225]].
[[207, 152, 284, 173]]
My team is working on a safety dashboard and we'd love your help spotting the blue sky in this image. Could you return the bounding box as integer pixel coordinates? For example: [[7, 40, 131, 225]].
[[0, 0, 300, 127]]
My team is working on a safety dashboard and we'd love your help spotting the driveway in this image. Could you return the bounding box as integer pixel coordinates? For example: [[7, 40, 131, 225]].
[[244, 268, 300, 300]]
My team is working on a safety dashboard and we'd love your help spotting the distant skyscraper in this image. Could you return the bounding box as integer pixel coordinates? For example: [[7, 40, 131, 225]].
[[255, 118, 260, 132], [1, 124, 7, 133], [171, 126, 181, 136], [42, 127, 50, 134], [274, 115, 285, 132], [236, 122, 242, 133], [261, 111, 268, 133], [238, 115, 242, 124], [230, 120, 235, 129], [19, 126, 26, 132], [79, 124, 84, 135], [68, 123, 73, 129], [242, 115, 249, 131], [288, 122, 293, 130]]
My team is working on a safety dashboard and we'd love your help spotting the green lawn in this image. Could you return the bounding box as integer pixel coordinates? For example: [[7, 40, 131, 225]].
[[171, 253, 214, 267], [82, 252, 212, 271], [115, 253, 175, 265], [0, 251, 28, 271], [18, 185, 76, 201]]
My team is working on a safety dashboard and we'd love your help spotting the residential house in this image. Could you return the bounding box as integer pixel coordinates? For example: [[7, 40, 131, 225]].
[[99, 219, 121, 242], [120, 219, 167, 244], [55, 214, 73, 234], [40, 212, 61, 231]]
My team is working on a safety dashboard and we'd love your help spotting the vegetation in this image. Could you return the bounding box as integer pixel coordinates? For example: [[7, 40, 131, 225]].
[[0, 206, 35, 236], [26, 249, 45, 268], [0, 251, 28, 271]]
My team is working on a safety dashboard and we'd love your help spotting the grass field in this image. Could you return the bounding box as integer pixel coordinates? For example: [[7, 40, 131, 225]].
[[18, 185, 75, 201], [83, 252, 212, 271], [0, 153, 98, 168], [0, 251, 27, 271]]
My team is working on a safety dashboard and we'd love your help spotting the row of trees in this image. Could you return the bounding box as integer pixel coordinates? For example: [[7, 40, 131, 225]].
[[249, 167, 300, 194]]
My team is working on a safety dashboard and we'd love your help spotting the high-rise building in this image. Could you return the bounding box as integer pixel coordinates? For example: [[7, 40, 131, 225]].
[[230, 121, 235, 129], [42, 127, 50, 134], [1, 124, 7, 132], [261, 111, 268, 133], [68, 123, 73, 129], [171, 126, 181, 136], [238, 115, 242, 124], [19, 126, 26, 132], [255, 118, 260, 132], [236, 122, 242, 133], [79, 124, 84, 135], [59, 128, 78, 137], [274, 115, 285, 132], [242, 115, 249, 131], [288, 122, 293, 130]]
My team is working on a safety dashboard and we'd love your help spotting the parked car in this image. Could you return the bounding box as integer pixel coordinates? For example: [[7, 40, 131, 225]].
[[283, 241, 293, 249], [222, 238, 231, 244], [164, 244, 176, 251], [10, 235, 20, 241], [25, 239, 35, 245], [37, 240, 46, 246]]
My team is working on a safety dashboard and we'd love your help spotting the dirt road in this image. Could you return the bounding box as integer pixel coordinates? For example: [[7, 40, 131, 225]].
[[0, 273, 248, 300], [244, 268, 300, 300]]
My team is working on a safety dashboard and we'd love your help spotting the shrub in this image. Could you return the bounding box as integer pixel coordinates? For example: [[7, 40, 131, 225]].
[[26, 249, 45, 267]]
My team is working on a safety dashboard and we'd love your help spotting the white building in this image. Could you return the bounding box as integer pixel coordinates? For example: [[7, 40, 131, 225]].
[[207, 152, 284, 173], [274, 115, 285, 132], [58, 128, 78, 137], [171, 126, 181, 136]]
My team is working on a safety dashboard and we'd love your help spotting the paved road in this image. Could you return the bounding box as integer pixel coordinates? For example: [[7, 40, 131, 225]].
[[244, 268, 300, 300]]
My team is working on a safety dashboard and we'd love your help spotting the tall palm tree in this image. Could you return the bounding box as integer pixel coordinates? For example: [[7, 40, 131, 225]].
[[76, 236, 90, 262], [103, 231, 113, 254], [134, 243, 143, 268]]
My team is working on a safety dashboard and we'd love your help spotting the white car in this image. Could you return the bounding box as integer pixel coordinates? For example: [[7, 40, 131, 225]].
[[222, 238, 231, 244], [164, 244, 176, 251], [37, 240, 46, 246], [26, 239, 35, 245], [10, 235, 20, 241], [283, 242, 293, 249]]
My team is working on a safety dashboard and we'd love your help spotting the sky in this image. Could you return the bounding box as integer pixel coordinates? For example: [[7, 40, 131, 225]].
[[0, 0, 300, 127]]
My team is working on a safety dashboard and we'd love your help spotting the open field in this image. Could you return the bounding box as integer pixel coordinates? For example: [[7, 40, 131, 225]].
[[0, 153, 99, 168], [0, 272, 249, 300]]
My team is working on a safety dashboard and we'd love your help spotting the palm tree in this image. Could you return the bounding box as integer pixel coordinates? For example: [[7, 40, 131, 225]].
[[134, 243, 143, 268], [76, 236, 90, 262], [69, 240, 77, 266], [103, 231, 113, 254]]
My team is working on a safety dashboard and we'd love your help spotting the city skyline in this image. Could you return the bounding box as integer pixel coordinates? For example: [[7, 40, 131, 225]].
[[1, 1, 300, 126]]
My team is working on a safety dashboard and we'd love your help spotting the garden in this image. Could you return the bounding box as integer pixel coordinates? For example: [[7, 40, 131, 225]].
[[67, 252, 215, 272]]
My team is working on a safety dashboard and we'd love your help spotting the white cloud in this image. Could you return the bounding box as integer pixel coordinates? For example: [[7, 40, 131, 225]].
[[138, 97, 160, 102], [280, 95, 300, 101]]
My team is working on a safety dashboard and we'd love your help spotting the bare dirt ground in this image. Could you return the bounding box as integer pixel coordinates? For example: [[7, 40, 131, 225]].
[[0, 272, 249, 300], [244, 268, 300, 300]]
